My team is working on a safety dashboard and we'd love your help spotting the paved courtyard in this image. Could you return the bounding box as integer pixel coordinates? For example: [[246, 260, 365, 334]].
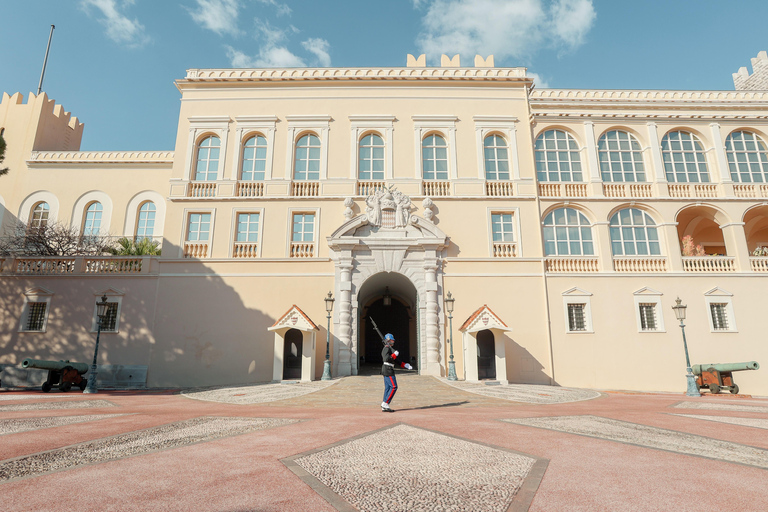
[[1, 375, 767, 511]]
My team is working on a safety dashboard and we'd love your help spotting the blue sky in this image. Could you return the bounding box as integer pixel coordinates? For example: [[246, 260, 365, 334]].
[[1, 0, 766, 151]]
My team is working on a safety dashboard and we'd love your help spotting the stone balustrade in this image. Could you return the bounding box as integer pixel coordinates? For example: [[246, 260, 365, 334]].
[[237, 182, 265, 197], [668, 183, 720, 198], [290, 242, 315, 258], [538, 183, 588, 197], [292, 181, 320, 197], [2, 256, 152, 275], [603, 183, 653, 198], [545, 256, 599, 272], [422, 181, 451, 197], [183, 242, 209, 258], [682, 256, 736, 272], [232, 242, 259, 258], [733, 184, 768, 198], [750, 257, 768, 272], [613, 256, 667, 272], [188, 182, 217, 198], [357, 181, 387, 196], [486, 181, 515, 197], [492, 242, 516, 258]]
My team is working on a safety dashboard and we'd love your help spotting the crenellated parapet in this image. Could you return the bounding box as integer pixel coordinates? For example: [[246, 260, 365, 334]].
[[0, 92, 83, 151], [733, 51, 768, 90]]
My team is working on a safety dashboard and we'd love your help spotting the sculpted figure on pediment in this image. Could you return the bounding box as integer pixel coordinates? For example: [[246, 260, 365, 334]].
[[365, 187, 412, 228]]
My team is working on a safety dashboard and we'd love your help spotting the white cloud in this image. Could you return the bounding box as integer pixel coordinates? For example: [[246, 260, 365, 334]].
[[256, 0, 292, 17], [415, 0, 595, 63], [302, 38, 331, 67], [526, 71, 549, 88], [186, 0, 242, 37], [80, 0, 150, 48]]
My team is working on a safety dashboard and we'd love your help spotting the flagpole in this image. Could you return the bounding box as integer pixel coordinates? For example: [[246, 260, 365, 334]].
[[37, 25, 55, 95]]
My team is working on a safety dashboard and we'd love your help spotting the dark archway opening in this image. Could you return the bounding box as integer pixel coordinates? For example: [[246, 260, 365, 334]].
[[477, 329, 496, 380], [283, 328, 302, 380], [364, 297, 411, 367]]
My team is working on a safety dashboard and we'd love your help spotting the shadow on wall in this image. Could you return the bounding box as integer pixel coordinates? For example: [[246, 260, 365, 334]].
[[503, 333, 554, 386], [0, 215, 282, 388]]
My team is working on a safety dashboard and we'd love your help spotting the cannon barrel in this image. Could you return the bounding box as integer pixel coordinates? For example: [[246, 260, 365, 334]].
[[691, 361, 759, 375], [21, 359, 89, 375]]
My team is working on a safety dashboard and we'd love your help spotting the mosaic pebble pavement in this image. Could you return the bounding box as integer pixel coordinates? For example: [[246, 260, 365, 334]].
[[672, 401, 768, 413], [0, 399, 116, 412], [288, 424, 545, 512], [0, 414, 124, 435], [443, 380, 601, 404], [181, 380, 337, 404]]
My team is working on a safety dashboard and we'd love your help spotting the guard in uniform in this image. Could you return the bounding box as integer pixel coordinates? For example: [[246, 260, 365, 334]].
[[381, 333, 412, 412]]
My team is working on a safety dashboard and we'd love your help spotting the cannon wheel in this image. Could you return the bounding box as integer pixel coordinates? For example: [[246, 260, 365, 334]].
[[79, 379, 87, 391], [60, 382, 72, 392], [730, 384, 739, 395], [42, 381, 52, 393], [709, 383, 721, 394]]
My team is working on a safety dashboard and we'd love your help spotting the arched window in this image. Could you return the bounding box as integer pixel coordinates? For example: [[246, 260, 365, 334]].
[[609, 208, 660, 256], [598, 130, 646, 182], [725, 130, 768, 183], [294, 134, 321, 180], [422, 134, 448, 180], [543, 208, 594, 256], [241, 135, 267, 181], [83, 202, 103, 238], [29, 202, 50, 230], [484, 134, 510, 180], [359, 133, 384, 180], [194, 136, 220, 181], [135, 201, 156, 241], [534, 129, 583, 182], [661, 131, 710, 183]]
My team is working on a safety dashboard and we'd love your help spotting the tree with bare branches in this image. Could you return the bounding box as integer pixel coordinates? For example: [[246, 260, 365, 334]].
[[0, 221, 116, 256]]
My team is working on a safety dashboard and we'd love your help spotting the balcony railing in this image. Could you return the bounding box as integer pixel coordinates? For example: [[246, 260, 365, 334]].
[[538, 183, 588, 198], [750, 257, 768, 272], [236, 182, 264, 197], [292, 181, 320, 197], [232, 242, 259, 258], [613, 256, 667, 272], [357, 181, 386, 196], [668, 183, 719, 198], [188, 182, 217, 198], [734, 184, 768, 198], [545, 256, 599, 272], [492, 242, 516, 258], [290, 242, 315, 258], [4, 256, 151, 275], [682, 256, 735, 272], [486, 181, 515, 197], [183, 242, 209, 258], [603, 183, 653, 198], [422, 180, 451, 197]]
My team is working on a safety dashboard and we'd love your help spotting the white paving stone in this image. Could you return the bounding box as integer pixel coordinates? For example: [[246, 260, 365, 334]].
[[181, 380, 337, 404], [294, 424, 537, 512], [671, 414, 768, 430], [671, 401, 768, 413], [0, 399, 116, 412], [0, 395, 78, 401], [505, 415, 768, 469], [0, 414, 125, 435], [443, 380, 601, 404]]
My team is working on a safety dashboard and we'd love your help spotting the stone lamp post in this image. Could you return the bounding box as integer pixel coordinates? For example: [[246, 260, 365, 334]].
[[322, 291, 335, 381], [84, 294, 109, 394], [672, 297, 701, 397]]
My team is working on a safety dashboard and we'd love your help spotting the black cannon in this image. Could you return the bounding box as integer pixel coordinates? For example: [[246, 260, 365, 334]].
[[691, 361, 760, 395], [21, 359, 89, 392]]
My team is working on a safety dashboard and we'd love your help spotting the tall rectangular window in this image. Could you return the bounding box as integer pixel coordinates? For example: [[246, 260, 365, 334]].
[[710, 303, 729, 330], [639, 303, 657, 331], [236, 213, 260, 242], [101, 303, 119, 332], [292, 213, 315, 242], [491, 213, 515, 242], [25, 302, 47, 331], [186, 213, 211, 241], [567, 304, 586, 331]]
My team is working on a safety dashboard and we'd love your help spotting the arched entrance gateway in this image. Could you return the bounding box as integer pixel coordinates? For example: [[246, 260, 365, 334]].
[[327, 189, 448, 377]]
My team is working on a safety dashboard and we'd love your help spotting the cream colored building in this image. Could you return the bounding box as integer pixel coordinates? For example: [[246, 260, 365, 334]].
[[1, 53, 766, 395]]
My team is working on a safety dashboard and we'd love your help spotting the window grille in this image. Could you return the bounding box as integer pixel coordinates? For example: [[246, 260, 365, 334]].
[[25, 302, 47, 331], [639, 303, 657, 330], [567, 303, 586, 331], [100, 303, 119, 332], [710, 303, 729, 330]]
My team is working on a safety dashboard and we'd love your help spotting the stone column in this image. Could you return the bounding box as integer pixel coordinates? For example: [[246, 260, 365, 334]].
[[646, 122, 670, 197], [336, 258, 354, 376], [721, 222, 751, 271], [593, 222, 614, 272], [661, 223, 684, 272], [423, 260, 441, 375]]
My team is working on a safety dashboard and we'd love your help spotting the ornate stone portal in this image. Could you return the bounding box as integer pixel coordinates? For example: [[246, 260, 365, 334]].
[[328, 190, 448, 376]]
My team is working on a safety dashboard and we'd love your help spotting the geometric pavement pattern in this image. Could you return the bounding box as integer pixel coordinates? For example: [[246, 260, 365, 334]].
[[181, 380, 337, 405], [671, 414, 768, 430], [284, 424, 548, 512], [504, 415, 768, 469], [0, 417, 297, 482], [0, 399, 116, 412], [0, 395, 79, 401], [670, 401, 768, 414], [442, 380, 601, 404], [0, 414, 125, 436]]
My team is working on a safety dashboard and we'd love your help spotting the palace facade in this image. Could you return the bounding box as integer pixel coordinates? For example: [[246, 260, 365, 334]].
[[1, 52, 767, 395]]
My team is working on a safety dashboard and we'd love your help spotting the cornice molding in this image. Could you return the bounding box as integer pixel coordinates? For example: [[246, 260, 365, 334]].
[[181, 67, 530, 83], [27, 151, 174, 164], [531, 89, 768, 103]]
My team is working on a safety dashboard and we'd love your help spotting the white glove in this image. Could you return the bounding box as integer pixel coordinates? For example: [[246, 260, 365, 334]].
[[393, 350, 399, 357], [405, 363, 412, 370]]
